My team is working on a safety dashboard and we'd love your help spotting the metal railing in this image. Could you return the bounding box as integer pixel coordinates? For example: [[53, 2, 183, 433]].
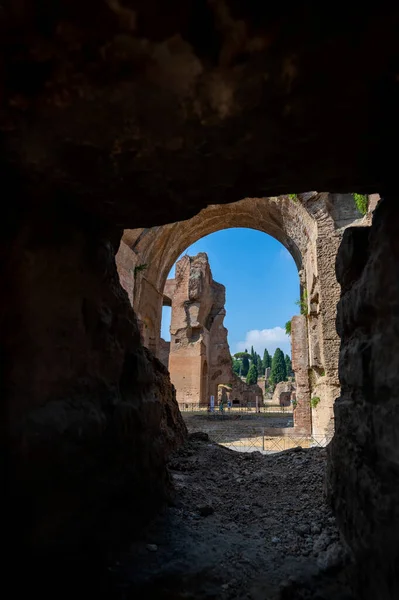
[[188, 426, 333, 453], [179, 403, 293, 414]]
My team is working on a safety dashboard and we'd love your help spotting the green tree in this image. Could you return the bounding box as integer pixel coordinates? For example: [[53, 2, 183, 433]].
[[256, 355, 263, 376], [285, 354, 293, 377], [234, 352, 251, 360], [232, 359, 241, 375], [242, 355, 250, 377], [270, 348, 287, 385], [250, 345, 256, 362], [263, 349, 271, 370], [246, 363, 258, 385]]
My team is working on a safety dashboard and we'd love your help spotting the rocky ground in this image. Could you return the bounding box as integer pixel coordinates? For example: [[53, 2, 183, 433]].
[[107, 435, 354, 599]]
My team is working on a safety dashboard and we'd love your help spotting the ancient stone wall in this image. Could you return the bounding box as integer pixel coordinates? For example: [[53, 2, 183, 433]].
[[159, 338, 170, 369], [166, 252, 262, 407], [328, 197, 399, 599], [272, 381, 295, 407], [118, 193, 370, 435], [291, 315, 312, 434], [3, 217, 187, 565]]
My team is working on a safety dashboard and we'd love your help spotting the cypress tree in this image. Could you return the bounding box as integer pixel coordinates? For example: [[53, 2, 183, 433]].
[[285, 354, 293, 377], [246, 363, 258, 385], [270, 348, 287, 385], [241, 354, 250, 377], [256, 355, 264, 376], [263, 348, 271, 370]]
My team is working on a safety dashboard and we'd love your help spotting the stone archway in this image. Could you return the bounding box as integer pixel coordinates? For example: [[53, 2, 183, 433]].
[[117, 192, 373, 437]]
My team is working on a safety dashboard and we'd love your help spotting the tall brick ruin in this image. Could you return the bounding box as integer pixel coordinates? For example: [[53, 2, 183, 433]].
[[163, 253, 263, 407]]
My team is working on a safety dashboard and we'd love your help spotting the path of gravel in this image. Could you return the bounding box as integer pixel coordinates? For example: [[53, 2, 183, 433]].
[[109, 436, 354, 599]]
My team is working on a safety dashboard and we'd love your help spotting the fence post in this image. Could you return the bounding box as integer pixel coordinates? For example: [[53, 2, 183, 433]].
[[262, 428, 265, 452]]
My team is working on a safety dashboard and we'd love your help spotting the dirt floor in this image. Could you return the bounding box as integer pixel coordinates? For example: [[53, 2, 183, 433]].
[[108, 435, 354, 599], [183, 412, 294, 431]]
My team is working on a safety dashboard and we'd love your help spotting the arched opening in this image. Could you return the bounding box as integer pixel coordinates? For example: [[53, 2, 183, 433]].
[[118, 193, 373, 439], [159, 228, 298, 437]]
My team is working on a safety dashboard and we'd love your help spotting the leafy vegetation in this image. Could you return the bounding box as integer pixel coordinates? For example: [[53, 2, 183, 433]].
[[233, 352, 253, 377], [232, 359, 241, 375], [310, 396, 321, 409], [285, 354, 293, 377], [134, 263, 148, 278], [256, 355, 263, 376], [285, 320, 292, 336], [288, 193, 298, 202], [353, 193, 368, 215], [295, 290, 308, 316], [263, 349, 271, 370], [246, 363, 258, 385], [270, 348, 287, 385]]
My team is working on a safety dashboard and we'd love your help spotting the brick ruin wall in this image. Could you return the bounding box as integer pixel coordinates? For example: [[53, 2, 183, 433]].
[[116, 193, 379, 435], [165, 253, 263, 407]]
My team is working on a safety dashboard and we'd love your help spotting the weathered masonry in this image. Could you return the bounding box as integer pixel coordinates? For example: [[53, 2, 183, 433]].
[[161, 252, 263, 407], [117, 193, 378, 436]]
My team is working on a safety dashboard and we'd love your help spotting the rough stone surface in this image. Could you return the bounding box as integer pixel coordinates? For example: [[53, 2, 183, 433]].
[[1, 4, 395, 229], [167, 252, 262, 406], [272, 381, 295, 407], [3, 216, 186, 572], [158, 337, 171, 369], [291, 315, 312, 435], [107, 439, 353, 599], [328, 197, 399, 599]]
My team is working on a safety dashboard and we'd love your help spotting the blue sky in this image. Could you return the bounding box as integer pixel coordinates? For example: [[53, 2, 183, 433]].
[[161, 228, 299, 357]]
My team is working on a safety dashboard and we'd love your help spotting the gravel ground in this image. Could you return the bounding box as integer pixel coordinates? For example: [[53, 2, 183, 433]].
[[108, 435, 354, 599]]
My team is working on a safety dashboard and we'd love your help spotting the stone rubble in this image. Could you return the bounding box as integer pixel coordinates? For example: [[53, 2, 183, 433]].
[[110, 438, 353, 599]]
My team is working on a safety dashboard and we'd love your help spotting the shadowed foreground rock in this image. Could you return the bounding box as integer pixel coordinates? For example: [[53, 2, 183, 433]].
[[329, 197, 399, 599], [4, 213, 186, 581], [109, 438, 353, 599]]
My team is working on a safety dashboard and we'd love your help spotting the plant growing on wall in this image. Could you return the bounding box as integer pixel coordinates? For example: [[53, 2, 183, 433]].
[[353, 193, 368, 215], [134, 263, 148, 279], [285, 320, 292, 336], [310, 396, 321, 409], [295, 290, 308, 316], [288, 193, 298, 202]]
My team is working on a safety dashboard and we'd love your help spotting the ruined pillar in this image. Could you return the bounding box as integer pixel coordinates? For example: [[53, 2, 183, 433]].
[[291, 315, 312, 435]]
